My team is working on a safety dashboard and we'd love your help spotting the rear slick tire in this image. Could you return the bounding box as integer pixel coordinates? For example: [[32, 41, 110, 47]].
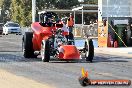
[[23, 32, 36, 58]]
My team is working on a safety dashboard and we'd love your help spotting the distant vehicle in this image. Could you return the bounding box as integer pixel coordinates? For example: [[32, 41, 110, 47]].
[[2, 22, 21, 35], [0, 23, 3, 35]]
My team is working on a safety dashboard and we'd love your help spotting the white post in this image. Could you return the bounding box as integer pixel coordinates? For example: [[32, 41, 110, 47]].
[[0, 8, 2, 16], [74, 11, 76, 36], [39, 14, 40, 22], [82, 7, 84, 25], [74, 11, 75, 25], [107, 0, 109, 25], [98, 0, 102, 22], [82, 6, 84, 37], [32, 0, 36, 22]]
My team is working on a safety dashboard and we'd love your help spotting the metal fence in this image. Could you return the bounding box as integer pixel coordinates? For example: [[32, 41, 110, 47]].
[[73, 23, 98, 38]]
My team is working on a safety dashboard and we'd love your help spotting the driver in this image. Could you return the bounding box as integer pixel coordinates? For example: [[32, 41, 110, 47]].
[[60, 18, 69, 36], [45, 18, 53, 27]]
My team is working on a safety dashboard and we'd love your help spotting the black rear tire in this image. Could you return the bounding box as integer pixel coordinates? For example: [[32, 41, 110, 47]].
[[41, 40, 50, 62], [85, 39, 94, 62], [23, 32, 36, 58]]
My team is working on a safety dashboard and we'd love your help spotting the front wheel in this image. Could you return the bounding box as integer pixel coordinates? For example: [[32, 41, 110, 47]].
[[84, 39, 94, 62], [41, 40, 50, 62]]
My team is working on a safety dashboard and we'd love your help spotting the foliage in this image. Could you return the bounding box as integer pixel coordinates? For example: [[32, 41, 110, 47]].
[[0, 0, 97, 26], [10, 0, 32, 26], [0, 0, 11, 23], [80, 0, 98, 4]]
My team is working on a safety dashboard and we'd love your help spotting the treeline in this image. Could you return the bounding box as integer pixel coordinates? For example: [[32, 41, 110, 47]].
[[0, 0, 97, 26]]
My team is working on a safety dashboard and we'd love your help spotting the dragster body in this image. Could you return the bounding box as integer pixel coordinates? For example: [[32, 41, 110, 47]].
[[22, 12, 94, 62], [31, 22, 80, 60]]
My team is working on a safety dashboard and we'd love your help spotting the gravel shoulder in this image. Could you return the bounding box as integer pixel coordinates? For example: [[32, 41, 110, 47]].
[[0, 69, 54, 88]]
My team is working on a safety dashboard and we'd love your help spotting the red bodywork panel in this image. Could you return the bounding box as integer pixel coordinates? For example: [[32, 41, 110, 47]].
[[59, 45, 80, 60], [31, 22, 66, 51], [31, 22, 80, 60], [31, 22, 55, 51]]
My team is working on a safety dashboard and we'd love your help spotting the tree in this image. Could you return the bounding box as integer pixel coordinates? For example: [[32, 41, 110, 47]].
[[36, 0, 56, 10], [0, 0, 11, 23], [0, 0, 4, 7], [80, 0, 98, 4], [10, 0, 32, 26], [10, 0, 80, 26], [55, 0, 79, 9]]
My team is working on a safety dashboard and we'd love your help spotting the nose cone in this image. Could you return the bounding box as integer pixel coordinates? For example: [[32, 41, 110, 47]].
[[62, 45, 80, 59]]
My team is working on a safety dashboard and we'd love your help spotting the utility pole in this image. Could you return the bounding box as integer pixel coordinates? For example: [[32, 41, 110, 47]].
[[32, 0, 36, 22], [107, 0, 109, 25]]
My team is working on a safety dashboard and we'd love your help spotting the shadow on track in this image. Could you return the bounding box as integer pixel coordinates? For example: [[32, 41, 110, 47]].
[[92, 55, 129, 63], [0, 53, 41, 62], [0, 53, 92, 63], [0, 53, 129, 63]]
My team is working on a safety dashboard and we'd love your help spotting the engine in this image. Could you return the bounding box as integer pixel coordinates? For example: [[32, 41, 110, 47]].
[[54, 28, 67, 48]]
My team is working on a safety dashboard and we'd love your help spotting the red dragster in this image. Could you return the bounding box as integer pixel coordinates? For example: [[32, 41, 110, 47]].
[[22, 12, 94, 62]]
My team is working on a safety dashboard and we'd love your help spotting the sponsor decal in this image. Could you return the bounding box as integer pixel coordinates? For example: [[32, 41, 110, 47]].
[[78, 67, 131, 86]]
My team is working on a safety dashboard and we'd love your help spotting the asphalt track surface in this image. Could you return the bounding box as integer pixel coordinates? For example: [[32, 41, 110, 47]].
[[0, 34, 132, 88]]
